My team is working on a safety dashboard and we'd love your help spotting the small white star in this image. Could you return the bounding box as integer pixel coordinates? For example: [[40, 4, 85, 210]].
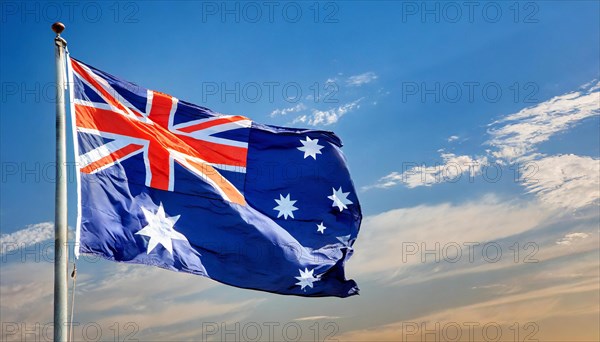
[[327, 187, 353, 211], [295, 268, 319, 290], [136, 203, 188, 255], [297, 136, 324, 160], [316, 222, 327, 234], [274, 193, 298, 220]]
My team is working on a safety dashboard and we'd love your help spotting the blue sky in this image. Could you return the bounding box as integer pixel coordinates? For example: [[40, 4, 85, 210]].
[[1, 1, 599, 341]]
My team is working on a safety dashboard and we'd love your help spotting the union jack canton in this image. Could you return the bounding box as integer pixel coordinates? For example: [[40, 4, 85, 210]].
[[69, 57, 362, 297]]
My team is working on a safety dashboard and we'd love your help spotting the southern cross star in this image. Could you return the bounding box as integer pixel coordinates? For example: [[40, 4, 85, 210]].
[[295, 267, 319, 290], [297, 136, 324, 160], [274, 193, 298, 220], [327, 186, 353, 211], [136, 203, 188, 255], [316, 222, 327, 234]]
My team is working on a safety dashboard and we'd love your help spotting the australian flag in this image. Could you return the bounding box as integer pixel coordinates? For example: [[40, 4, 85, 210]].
[[68, 57, 362, 297]]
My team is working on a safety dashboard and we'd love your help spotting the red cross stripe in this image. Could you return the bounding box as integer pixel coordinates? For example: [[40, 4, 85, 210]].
[[71, 58, 249, 205]]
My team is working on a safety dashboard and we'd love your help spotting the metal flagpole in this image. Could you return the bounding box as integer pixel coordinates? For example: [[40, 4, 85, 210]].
[[52, 22, 68, 342]]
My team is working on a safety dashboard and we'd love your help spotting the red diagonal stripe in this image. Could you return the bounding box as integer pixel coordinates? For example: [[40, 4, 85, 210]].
[[81, 143, 144, 174], [71, 59, 143, 118]]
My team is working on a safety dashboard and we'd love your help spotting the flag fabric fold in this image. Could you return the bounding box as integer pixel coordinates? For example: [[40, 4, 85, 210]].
[[69, 57, 362, 297]]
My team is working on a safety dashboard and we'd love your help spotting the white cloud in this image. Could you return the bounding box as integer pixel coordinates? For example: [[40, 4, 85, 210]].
[[556, 232, 590, 245], [488, 81, 599, 162], [486, 83, 600, 210], [346, 72, 378, 86], [270, 103, 306, 117], [447, 135, 459, 142], [293, 99, 362, 126], [0, 222, 53, 255], [522, 154, 600, 209], [367, 153, 488, 189], [293, 114, 307, 123], [366, 81, 600, 211]]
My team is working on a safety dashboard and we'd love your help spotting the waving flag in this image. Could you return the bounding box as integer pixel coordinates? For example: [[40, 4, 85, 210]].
[[69, 57, 362, 297]]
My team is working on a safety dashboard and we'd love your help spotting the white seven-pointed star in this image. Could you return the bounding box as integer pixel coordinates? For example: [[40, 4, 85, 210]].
[[316, 222, 327, 234], [327, 187, 353, 211], [136, 203, 188, 255], [297, 136, 324, 160], [295, 268, 319, 290], [274, 193, 298, 219]]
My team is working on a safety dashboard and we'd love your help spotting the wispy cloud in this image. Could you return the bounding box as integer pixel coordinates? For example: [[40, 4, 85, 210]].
[[270, 103, 307, 117], [366, 81, 600, 210], [293, 98, 362, 126], [366, 153, 487, 189], [347, 72, 378, 86], [0, 222, 53, 255], [272, 71, 378, 125], [523, 154, 600, 209], [556, 232, 590, 246], [488, 81, 599, 162]]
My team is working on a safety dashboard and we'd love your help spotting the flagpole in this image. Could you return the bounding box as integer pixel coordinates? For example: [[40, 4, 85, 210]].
[[52, 22, 69, 342]]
